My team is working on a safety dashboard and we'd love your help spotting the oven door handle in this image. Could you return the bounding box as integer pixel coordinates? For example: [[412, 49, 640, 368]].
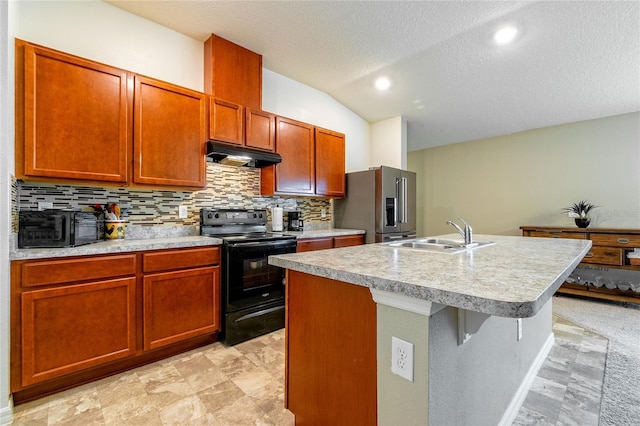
[[233, 305, 285, 322], [227, 240, 297, 249]]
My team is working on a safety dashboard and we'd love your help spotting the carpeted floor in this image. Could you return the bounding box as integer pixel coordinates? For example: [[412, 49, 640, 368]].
[[552, 295, 640, 426]]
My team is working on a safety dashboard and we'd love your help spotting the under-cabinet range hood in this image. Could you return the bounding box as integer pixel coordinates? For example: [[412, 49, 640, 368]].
[[206, 141, 282, 168]]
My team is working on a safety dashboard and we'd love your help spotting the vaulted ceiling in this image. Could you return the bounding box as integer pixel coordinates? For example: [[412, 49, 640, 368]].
[[105, 1, 640, 151]]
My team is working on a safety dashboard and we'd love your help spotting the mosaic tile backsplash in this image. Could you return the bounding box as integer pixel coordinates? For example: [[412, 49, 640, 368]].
[[13, 163, 333, 235]]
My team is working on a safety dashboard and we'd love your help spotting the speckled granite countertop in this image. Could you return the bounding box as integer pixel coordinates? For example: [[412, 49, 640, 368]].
[[9, 228, 365, 260], [269, 234, 591, 318], [10, 236, 222, 260]]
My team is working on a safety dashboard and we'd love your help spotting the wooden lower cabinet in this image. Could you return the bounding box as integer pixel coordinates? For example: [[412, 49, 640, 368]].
[[143, 266, 220, 350], [297, 234, 364, 252], [21, 278, 136, 387], [286, 270, 377, 425], [11, 246, 221, 402]]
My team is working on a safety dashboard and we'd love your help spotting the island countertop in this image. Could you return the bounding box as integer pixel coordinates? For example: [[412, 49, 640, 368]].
[[269, 234, 591, 318]]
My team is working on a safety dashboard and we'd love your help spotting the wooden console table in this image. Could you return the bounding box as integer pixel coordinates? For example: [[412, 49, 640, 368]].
[[521, 226, 640, 304]]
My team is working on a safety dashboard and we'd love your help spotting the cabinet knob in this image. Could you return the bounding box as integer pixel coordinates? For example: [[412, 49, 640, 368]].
[[584, 252, 594, 258], [618, 238, 630, 244]]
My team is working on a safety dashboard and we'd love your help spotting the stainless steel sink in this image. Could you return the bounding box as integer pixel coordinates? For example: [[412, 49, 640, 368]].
[[382, 238, 495, 253]]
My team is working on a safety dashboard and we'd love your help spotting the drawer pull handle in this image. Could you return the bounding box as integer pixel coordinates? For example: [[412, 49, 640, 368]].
[[552, 235, 560, 238], [584, 253, 594, 258], [618, 238, 630, 244]]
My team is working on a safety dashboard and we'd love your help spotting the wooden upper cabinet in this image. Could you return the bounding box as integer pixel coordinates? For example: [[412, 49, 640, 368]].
[[315, 127, 345, 197], [16, 40, 131, 184], [204, 34, 262, 110], [245, 108, 276, 151], [210, 97, 243, 145], [133, 75, 207, 189], [262, 117, 315, 195]]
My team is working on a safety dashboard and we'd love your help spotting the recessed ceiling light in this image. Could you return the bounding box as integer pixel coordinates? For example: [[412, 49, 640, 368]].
[[375, 77, 391, 91], [493, 26, 518, 45]]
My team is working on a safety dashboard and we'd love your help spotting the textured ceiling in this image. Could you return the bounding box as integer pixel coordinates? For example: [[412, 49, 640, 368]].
[[105, 0, 640, 151]]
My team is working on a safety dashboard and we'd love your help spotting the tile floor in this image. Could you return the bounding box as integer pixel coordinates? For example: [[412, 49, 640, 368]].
[[11, 329, 294, 425], [12, 315, 607, 425], [513, 315, 607, 426]]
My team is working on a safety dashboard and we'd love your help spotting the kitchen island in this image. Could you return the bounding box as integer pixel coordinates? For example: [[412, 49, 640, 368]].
[[269, 234, 591, 425]]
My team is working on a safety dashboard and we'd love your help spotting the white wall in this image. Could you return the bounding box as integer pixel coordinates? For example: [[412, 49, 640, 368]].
[[262, 69, 370, 172], [408, 112, 640, 237], [370, 116, 407, 170], [1, 1, 15, 423]]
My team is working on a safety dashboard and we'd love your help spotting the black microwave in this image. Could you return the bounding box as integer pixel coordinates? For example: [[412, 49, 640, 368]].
[[18, 210, 103, 248]]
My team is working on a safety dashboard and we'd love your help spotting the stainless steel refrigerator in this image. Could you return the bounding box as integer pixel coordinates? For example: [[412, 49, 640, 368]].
[[334, 166, 416, 243]]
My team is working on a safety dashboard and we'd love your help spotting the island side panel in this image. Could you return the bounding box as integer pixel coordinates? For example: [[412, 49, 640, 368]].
[[285, 270, 377, 425], [427, 301, 553, 425]]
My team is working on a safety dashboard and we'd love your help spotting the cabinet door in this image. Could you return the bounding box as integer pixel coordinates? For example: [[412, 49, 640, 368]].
[[315, 128, 346, 197], [21, 278, 136, 386], [210, 98, 243, 145], [272, 117, 315, 195], [143, 266, 220, 350], [133, 76, 206, 188], [18, 41, 131, 183], [245, 108, 276, 151]]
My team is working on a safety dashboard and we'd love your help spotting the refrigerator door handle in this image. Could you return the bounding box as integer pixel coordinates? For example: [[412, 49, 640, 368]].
[[394, 178, 400, 226], [401, 177, 408, 223], [396, 178, 404, 225]]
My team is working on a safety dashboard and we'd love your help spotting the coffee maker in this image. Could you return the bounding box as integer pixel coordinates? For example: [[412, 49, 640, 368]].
[[287, 211, 303, 231]]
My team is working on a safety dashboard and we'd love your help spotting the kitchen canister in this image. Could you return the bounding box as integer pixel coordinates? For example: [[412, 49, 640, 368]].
[[105, 220, 126, 239], [271, 206, 283, 232]]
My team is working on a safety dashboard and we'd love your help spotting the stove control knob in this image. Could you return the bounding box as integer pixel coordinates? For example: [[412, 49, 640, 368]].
[[259, 213, 263, 218], [214, 213, 219, 219], [253, 213, 257, 218], [207, 213, 213, 219]]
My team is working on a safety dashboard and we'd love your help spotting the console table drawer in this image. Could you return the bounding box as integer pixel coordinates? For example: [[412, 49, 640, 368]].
[[582, 246, 622, 265], [590, 234, 640, 248], [525, 230, 587, 240]]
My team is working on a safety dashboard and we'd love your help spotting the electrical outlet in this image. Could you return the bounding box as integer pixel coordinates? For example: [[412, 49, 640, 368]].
[[517, 318, 523, 341], [321, 208, 327, 218], [391, 336, 414, 382], [38, 201, 53, 211], [178, 205, 188, 219]]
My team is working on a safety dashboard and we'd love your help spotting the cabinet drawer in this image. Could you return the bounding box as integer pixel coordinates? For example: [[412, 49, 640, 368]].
[[21, 277, 136, 386], [582, 246, 623, 265], [20, 254, 137, 288], [297, 238, 334, 252], [333, 235, 364, 248], [590, 233, 640, 248], [526, 230, 587, 240], [143, 247, 220, 273]]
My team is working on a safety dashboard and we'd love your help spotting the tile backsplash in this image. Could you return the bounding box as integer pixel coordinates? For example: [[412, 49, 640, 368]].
[[13, 163, 332, 234]]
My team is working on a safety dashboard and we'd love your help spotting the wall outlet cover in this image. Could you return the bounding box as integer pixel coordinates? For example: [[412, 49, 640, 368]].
[[38, 201, 53, 211], [178, 205, 188, 219], [391, 336, 414, 382]]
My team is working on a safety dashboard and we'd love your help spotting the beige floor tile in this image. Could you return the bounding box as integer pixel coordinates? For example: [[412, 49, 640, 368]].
[[157, 394, 207, 425], [100, 393, 161, 426], [196, 379, 245, 411]]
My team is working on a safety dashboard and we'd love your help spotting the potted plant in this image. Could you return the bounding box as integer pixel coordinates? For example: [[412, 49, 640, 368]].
[[562, 200, 598, 228]]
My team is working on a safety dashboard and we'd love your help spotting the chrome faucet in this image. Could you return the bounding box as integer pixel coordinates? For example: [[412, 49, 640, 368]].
[[446, 217, 473, 245]]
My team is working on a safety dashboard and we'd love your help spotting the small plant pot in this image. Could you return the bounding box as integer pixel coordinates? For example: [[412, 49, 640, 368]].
[[574, 218, 590, 228]]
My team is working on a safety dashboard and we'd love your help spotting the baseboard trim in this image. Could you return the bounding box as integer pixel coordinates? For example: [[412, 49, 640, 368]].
[[0, 397, 14, 426], [498, 332, 555, 426]]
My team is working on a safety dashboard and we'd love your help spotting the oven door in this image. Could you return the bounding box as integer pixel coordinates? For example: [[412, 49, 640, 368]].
[[224, 239, 297, 312]]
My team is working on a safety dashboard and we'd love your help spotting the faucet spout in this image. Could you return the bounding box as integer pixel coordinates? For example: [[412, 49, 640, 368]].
[[446, 218, 473, 245]]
